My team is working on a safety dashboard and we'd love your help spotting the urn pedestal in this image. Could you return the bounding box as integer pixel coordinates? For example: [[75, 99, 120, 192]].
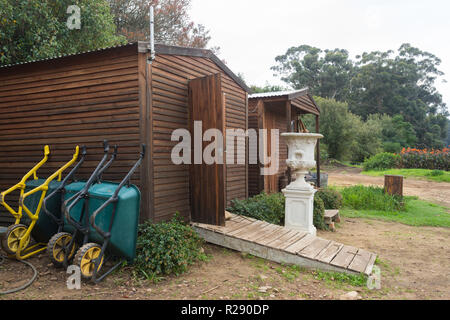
[[281, 133, 323, 236]]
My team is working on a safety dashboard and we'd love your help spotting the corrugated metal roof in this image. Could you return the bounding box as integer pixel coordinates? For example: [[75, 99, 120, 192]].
[[0, 42, 137, 69], [249, 88, 309, 99]]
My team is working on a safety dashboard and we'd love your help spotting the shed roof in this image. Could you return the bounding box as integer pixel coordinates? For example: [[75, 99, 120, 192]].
[[249, 88, 320, 115], [0, 41, 250, 92]]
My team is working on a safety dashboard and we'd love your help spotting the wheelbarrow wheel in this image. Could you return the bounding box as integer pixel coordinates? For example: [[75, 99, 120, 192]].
[[47, 232, 76, 267], [74, 243, 104, 280], [1, 224, 31, 255]]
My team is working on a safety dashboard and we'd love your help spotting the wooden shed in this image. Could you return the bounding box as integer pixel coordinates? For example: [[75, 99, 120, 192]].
[[248, 89, 321, 197], [0, 42, 250, 227]]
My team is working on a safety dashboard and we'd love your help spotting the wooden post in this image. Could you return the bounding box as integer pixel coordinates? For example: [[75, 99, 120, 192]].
[[286, 101, 292, 132], [315, 115, 321, 188], [384, 175, 403, 197]]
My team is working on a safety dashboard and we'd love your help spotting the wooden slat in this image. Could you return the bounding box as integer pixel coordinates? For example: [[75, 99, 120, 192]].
[[315, 241, 344, 264], [330, 245, 358, 269], [299, 238, 332, 259], [348, 248, 373, 273], [284, 233, 316, 254]]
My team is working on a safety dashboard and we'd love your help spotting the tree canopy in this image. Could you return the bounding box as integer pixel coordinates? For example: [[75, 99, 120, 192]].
[[0, 0, 124, 66], [108, 0, 213, 48], [272, 43, 449, 148]]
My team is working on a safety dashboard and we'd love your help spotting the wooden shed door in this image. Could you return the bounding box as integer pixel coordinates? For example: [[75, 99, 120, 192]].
[[188, 74, 225, 226]]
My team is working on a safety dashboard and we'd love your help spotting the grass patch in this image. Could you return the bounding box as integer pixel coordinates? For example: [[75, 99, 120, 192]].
[[312, 270, 367, 288], [340, 185, 404, 212], [341, 198, 450, 227], [362, 168, 450, 183]]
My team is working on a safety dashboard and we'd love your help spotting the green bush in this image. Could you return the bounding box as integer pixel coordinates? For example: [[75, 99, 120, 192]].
[[428, 169, 444, 176], [134, 215, 206, 280], [316, 188, 343, 209], [313, 196, 328, 231], [227, 192, 328, 230], [227, 192, 285, 225], [341, 185, 404, 212], [363, 152, 400, 171]]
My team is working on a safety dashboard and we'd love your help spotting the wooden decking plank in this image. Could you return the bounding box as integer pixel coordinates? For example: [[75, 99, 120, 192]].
[[284, 233, 316, 254], [239, 222, 277, 241], [251, 224, 283, 243], [278, 232, 308, 251], [230, 220, 266, 238], [265, 229, 299, 248], [364, 253, 377, 275], [348, 248, 373, 273], [258, 226, 292, 246], [299, 238, 331, 259], [222, 218, 254, 235], [330, 245, 358, 269], [315, 241, 344, 264]]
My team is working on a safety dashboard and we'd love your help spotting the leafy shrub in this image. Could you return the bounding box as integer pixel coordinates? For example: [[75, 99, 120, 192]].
[[134, 215, 206, 280], [428, 169, 444, 176], [227, 192, 285, 225], [398, 147, 449, 171], [316, 188, 343, 209], [363, 152, 400, 171], [313, 195, 328, 231], [341, 185, 404, 212]]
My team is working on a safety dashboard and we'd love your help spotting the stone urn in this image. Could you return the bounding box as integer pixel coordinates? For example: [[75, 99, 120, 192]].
[[281, 133, 323, 235]]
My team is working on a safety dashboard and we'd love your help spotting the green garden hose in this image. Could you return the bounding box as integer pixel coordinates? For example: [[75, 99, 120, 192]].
[[0, 254, 38, 295]]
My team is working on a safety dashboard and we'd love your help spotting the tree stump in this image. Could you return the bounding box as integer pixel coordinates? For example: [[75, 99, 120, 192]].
[[384, 175, 403, 197]]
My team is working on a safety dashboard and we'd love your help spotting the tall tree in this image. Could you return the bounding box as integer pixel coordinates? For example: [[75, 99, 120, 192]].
[[108, 0, 212, 48], [0, 0, 124, 66], [271, 45, 354, 101]]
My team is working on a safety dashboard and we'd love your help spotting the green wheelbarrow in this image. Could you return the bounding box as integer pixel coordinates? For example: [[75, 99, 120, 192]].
[[63, 143, 145, 282]]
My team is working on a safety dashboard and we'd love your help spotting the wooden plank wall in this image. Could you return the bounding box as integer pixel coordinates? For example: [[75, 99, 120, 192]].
[[150, 54, 247, 223], [0, 45, 141, 225]]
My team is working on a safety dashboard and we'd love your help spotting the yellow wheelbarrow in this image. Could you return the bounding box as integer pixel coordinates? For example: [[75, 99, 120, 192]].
[[0, 146, 80, 260]]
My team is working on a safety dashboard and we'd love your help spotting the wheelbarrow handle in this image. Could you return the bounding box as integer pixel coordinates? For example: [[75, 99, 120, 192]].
[[44, 146, 87, 224], [89, 145, 146, 237], [64, 141, 111, 229], [96, 145, 118, 183]]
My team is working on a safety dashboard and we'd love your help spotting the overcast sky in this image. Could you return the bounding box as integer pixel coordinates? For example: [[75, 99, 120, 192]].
[[190, 0, 449, 108]]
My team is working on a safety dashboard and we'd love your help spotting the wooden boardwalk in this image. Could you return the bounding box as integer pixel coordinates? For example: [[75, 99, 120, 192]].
[[192, 213, 376, 276]]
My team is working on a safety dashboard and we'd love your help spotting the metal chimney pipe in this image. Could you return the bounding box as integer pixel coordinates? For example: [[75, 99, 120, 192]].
[[149, 6, 155, 62]]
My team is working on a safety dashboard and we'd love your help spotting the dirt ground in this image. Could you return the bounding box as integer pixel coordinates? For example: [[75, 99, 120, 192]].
[[1, 167, 449, 300], [1, 217, 448, 300], [326, 166, 450, 208]]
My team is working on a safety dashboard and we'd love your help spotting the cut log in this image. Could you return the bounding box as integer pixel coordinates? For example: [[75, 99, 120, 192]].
[[384, 175, 403, 197]]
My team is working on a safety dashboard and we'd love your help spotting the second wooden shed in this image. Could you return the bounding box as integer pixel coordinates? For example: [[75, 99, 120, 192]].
[[247, 89, 321, 197]]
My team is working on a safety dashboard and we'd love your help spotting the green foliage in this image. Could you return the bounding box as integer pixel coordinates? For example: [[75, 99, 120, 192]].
[[313, 97, 359, 160], [316, 188, 343, 210], [429, 170, 444, 176], [312, 270, 367, 288], [363, 152, 400, 171], [249, 83, 287, 93], [313, 195, 328, 231], [349, 115, 383, 163], [271, 43, 448, 149], [399, 147, 449, 171], [227, 192, 285, 225], [340, 185, 404, 212], [227, 192, 328, 230], [134, 214, 206, 280], [0, 0, 125, 66]]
